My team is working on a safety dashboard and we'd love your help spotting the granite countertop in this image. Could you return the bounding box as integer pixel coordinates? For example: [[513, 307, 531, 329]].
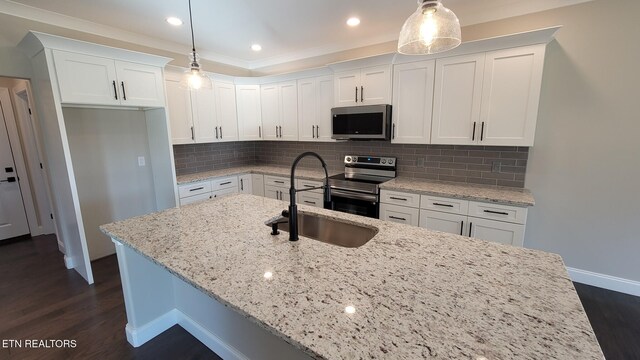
[[176, 165, 336, 185], [100, 194, 600, 359], [380, 177, 535, 207]]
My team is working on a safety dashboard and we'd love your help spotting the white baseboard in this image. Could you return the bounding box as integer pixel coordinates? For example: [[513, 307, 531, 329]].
[[567, 267, 640, 297], [177, 311, 249, 360], [126, 309, 178, 347], [63, 255, 74, 269]]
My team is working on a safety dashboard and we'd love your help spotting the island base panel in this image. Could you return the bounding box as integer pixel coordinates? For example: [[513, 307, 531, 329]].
[[113, 240, 314, 360]]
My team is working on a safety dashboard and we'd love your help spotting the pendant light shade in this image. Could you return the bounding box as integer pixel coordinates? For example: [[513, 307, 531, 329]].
[[398, 0, 461, 55], [181, 0, 211, 90]]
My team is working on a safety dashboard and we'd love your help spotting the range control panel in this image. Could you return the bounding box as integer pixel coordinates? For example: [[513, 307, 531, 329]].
[[344, 155, 396, 167]]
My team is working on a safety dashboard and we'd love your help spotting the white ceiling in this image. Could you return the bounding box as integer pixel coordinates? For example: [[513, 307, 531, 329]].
[[2, 0, 591, 69]]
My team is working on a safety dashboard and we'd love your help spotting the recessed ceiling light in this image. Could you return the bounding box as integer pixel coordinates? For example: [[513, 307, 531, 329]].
[[251, 44, 262, 52], [345, 305, 356, 314], [346, 17, 361, 27], [166, 17, 183, 26]]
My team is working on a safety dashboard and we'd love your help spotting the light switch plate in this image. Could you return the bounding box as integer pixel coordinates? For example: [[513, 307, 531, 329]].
[[138, 156, 146, 167]]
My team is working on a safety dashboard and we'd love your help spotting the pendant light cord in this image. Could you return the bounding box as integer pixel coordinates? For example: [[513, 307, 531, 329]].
[[189, 0, 196, 61]]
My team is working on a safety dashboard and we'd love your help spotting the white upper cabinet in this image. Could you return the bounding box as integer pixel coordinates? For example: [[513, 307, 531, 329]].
[[191, 86, 217, 143], [297, 75, 334, 142], [260, 81, 298, 141], [53, 50, 164, 107], [334, 65, 391, 107], [214, 81, 239, 142], [431, 45, 546, 146], [236, 85, 263, 141], [479, 45, 545, 146], [391, 60, 436, 144], [166, 77, 195, 144], [431, 53, 485, 145]]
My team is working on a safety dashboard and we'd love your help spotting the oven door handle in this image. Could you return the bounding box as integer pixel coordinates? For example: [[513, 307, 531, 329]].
[[329, 189, 378, 203]]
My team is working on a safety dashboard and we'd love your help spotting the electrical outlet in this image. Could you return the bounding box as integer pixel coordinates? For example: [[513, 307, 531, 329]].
[[138, 156, 146, 167], [491, 161, 501, 173]]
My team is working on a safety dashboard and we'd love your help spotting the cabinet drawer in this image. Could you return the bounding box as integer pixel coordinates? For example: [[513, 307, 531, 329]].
[[265, 175, 290, 188], [380, 203, 419, 227], [179, 192, 211, 206], [178, 181, 212, 198], [212, 187, 238, 199], [420, 195, 469, 215], [468, 201, 527, 224], [212, 176, 238, 191], [296, 179, 323, 193], [380, 190, 420, 208], [298, 192, 324, 208]]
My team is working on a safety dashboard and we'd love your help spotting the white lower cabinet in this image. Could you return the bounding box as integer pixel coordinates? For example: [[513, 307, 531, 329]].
[[380, 203, 419, 226], [212, 187, 238, 199], [419, 210, 467, 235], [467, 217, 525, 247], [298, 192, 324, 208], [179, 192, 212, 206], [251, 174, 265, 196], [178, 175, 239, 206], [265, 185, 289, 202], [238, 174, 252, 194]]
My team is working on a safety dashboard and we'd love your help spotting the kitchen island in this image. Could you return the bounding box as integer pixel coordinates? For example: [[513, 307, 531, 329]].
[[100, 194, 602, 359]]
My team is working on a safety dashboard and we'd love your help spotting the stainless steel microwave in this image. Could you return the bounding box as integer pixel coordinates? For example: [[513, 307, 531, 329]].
[[331, 105, 392, 140]]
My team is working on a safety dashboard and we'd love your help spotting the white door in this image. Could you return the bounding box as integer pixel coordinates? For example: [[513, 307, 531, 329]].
[[392, 61, 435, 144], [479, 45, 545, 146], [360, 65, 392, 105], [251, 174, 265, 196], [419, 210, 467, 236], [165, 78, 195, 144], [260, 84, 279, 140], [114, 61, 165, 107], [0, 105, 30, 240], [468, 217, 525, 247], [236, 85, 262, 140], [279, 81, 298, 141], [316, 75, 335, 142], [334, 70, 359, 107], [214, 81, 239, 142], [297, 78, 316, 142], [431, 54, 485, 145], [238, 174, 252, 194], [192, 86, 217, 143], [380, 203, 419, 227], [52, 50, 120, 106]]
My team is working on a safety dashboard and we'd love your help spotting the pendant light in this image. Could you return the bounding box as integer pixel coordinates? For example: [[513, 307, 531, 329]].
[[181, 0, 211, 90], [398, 0, 461, 55]]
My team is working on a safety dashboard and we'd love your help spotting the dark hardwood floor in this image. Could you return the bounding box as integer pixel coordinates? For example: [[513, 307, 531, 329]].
[[0, 234, 220, 360], [1, 235, 639, 359]]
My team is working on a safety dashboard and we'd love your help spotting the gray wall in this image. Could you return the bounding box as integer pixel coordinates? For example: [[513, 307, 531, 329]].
[[463, 0, 640, 282], [174, 142, 528, 188], [65, 108, 157, 260]]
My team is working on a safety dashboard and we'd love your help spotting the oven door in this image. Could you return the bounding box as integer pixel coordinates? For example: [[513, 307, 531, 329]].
[[326, 188, 379, 218]]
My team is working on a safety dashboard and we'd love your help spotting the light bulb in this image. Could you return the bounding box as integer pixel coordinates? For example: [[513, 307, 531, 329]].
[[188, 70, 202, 90], [419, 12, 437, 46]]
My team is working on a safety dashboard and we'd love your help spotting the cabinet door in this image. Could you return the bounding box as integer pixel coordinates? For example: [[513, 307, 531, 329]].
[[251, 174, 265, 196], [52, 50, 120, 106], [191, 86, 217, 143], [236, 85, 263, 140], [479, 45, 545, 146], [211, 187, 238, 200], [334, 70, 359, 107], [360, 65, 392, 105], [238, 174, 252, 194], [214, 81, 239, 142], [264, 185, 288, 201], [380, 204, 419, 227], [392, 61, 435, 144], [297, 78, 316, 142], [431, 54, 485, 145], [419, 210, 467, 236], [279, 81, 298, 141], [316, 75, 335, 142], [260, 84, 279, 140], [468, 216, 525, 247], [114, 61, 165, 107], [165, 78, 195, 144]]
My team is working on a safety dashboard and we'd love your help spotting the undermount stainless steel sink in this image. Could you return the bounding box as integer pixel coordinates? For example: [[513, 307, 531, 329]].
[[268, 212, 378, 248]]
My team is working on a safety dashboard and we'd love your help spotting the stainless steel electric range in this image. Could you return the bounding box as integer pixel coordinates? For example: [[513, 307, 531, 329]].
[[325, 155, 397, 218]]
